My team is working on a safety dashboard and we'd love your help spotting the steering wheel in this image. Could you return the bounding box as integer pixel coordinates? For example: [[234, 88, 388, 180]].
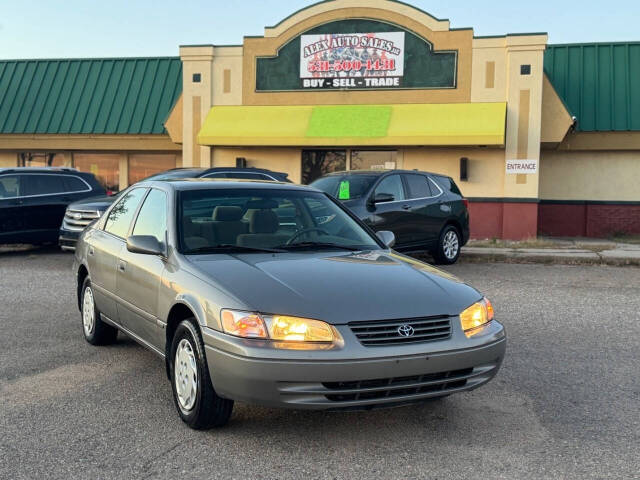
[[286, 227, 330, 245]]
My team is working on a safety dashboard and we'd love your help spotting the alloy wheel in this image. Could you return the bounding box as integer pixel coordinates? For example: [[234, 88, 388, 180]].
[[443, 230, 460, 260]]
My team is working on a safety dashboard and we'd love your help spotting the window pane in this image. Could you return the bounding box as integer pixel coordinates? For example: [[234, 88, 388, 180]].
[[104, 188, 146, 238], [0, 175, 20, 198], [74, 154, 120, 193], [374, 175, 405, 201], [351, 151, 397, 170], [404, 174, 432, 198], [132, 189, 167, 243], [128, 154, 177, 185], [19, 153, 68, 167], [63, 176, 89, 193], [301, 150, 346, 184], [23, 175, 66, 195]]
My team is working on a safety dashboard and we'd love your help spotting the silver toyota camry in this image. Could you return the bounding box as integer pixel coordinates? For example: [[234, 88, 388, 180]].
[[74, 179, 506, 429]]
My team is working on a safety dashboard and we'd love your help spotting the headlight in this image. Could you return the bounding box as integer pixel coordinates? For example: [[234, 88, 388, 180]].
[[264, 315, 334, 342], [220, 310, 335, 343], [460, 297, 494, 337]]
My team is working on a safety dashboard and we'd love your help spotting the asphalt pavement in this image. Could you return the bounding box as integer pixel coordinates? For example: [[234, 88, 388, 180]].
[[1, 247, 638, 479]]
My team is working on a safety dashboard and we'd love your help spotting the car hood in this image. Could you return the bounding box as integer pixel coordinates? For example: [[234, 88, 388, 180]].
[[68, 194, 117, 211], [186, 250, 481, 324]]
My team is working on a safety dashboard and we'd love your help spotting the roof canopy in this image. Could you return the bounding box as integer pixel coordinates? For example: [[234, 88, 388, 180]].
[[198, 103, 506, 147], [0, 57, 182, 135]]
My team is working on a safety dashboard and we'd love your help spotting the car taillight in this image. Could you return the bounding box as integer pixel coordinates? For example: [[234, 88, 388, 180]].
[[462, 199, 469, 209]]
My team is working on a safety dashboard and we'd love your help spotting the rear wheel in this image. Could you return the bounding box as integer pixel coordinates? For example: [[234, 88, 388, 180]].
[[81, 277, 118, 345], [169, 319, 233, 429], [432, 225, 461, 265]]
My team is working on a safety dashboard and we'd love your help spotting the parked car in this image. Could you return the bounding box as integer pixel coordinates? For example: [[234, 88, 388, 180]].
[[310, 170, 470, 264], [74, 179, 505, 430], [0, 167, 105, 245], [59, 167, 291, 250]]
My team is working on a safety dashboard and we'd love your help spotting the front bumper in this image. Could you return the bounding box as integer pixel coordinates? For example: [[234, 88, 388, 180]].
[[58, 229, 81, 251], [203, 321, 505, 410]]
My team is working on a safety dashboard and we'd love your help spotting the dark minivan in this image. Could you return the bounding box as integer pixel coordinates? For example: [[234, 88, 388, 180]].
[[310, 170, 469, 264], [0, 168, 105, 245]]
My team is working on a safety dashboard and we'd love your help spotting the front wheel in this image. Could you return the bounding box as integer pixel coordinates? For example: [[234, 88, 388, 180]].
[[432, 225, 461, 265], [80, 277, 118, 345], [169, 319, 233, 429]]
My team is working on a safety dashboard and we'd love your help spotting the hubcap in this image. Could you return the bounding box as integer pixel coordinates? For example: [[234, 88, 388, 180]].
[[443, 230, 459, 260], [82, 286, 95, 336], [174, 339, 198, 412]]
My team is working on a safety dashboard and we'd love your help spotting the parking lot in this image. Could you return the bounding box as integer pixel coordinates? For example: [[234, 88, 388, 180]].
[[1, 248, 638, 479]]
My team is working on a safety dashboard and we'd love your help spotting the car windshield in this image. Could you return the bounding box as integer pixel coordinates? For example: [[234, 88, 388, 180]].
[[310, 174, 378, 200], [144, 169, 203, 181], [178, 188, 381, 254]]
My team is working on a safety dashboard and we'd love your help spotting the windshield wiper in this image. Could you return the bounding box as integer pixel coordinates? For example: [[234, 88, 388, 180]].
[[275, 242, 363, 251], [184, 244, 285, 254]]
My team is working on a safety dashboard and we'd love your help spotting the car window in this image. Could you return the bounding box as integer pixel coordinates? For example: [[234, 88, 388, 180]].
[[429, 176, 446, 196], [22, 174, 66, 196], [0, 175, 21, 199], [62, 176, 90, 193], [179, 189, 380, 253], [132, 189, 168, 243], [374, 175, 405, 201], [104, 188, 147, 238], [404, 174, 433, 199], [310, 174, 378, 200]]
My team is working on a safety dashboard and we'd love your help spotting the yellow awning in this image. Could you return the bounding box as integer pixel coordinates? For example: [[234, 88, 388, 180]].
[[198, 103, 506, 147]]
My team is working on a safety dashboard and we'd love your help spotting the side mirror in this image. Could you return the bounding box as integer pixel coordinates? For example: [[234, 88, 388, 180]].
[[127, 235, 165, 256], [370, 192, 395, 204], [376, 230, 396, 248]]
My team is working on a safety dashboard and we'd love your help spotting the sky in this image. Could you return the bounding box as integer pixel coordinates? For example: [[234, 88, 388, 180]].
[[1, 0, 638, 59]]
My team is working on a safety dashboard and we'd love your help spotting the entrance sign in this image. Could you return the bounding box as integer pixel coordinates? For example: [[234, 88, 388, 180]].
[[300, 32, 405, 89], [506, 159, 538, 174]]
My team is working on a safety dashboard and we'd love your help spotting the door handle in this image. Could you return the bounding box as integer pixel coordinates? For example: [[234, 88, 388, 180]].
[[401, 204, 411, 210], [117, 260, 127, 272]]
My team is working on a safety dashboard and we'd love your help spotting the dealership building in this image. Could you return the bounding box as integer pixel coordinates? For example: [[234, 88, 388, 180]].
[[1, 0, 639, 239]]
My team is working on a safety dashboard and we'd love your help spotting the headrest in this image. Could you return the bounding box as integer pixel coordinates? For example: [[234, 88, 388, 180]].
[[212, 206, 243, 221], [248, 209, 279, 234]]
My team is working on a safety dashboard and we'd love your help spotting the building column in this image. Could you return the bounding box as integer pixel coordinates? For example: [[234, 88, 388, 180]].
[[180, 46, 215, 167], [118, 153, 129, 190], [502, 35, 547, 239]]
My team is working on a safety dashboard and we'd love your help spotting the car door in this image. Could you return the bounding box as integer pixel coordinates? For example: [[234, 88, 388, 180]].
[[401, 173, 443, 246], [20, 174, 71, 243], [367, 174, 412, 246], [88, 187, 147, 323], [116, 188, 168, 349], [0, 174, 27, 243]]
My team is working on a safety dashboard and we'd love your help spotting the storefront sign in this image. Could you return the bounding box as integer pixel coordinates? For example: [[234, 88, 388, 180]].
[[506, 159, 538, 174], [299, 32, 405, 89]]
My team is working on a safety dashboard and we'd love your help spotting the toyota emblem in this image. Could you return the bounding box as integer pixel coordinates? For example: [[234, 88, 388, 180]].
[[397, 324, 415, 337]]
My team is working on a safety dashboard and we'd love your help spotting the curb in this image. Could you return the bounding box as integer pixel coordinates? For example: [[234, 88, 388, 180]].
[[458, 250, 640, 267]]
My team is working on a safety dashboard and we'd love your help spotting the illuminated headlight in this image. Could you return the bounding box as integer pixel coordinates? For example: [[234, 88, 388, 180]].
[[221, 309, 336, 343], [460, 297, 495, 337]]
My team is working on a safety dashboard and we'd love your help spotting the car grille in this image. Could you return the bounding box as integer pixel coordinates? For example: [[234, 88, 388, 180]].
[[62, 209, 100, 232], [322, 367, 473, 402], [349, 316, 452, 346]]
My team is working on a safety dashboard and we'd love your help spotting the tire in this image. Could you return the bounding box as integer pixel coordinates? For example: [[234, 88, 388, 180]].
[[432, 225, 461, 265], [80, 277, 118, 345], [169, 318, 233, 429]]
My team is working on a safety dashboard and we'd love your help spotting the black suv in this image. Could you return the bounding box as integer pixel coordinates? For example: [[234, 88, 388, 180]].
[[0, 168, 105, 245], [59, 167, 291, 250], [310, 170, 470, 264]]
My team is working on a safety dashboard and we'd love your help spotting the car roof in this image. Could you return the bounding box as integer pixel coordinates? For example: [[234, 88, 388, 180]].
[[137, 178, 315, 192], [322, 169, 443, 177], [0, 167, 82, 174], [199, 167, 288, 176]]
